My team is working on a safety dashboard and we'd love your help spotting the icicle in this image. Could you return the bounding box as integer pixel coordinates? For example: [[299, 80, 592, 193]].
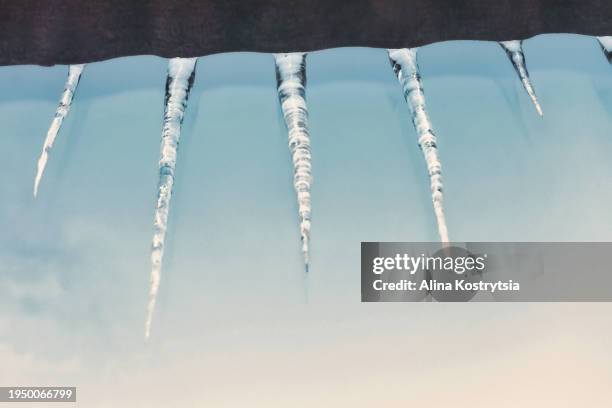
[[388, 48, 449, 244], [33, 64, 85, 197], [499, 40, 543, 116], [596, 36, 612, 64], [273, 53, 312, 271], [145, 57, 197, 340]]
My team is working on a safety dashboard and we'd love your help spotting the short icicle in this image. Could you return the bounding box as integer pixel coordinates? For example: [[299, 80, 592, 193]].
[[145, 57, 197, 340], [273, 53, 313, 271], [33, 64, 85, 197], [388, 48, 449, 244], [499, 40, 543, 116], [596, 36, 612, 63]]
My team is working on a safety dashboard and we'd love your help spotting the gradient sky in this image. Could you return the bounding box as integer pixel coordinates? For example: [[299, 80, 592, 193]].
[[1, 34, 612, 407]]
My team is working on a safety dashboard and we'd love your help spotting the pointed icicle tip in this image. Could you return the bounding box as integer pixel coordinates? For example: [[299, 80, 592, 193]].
[[388, 48, 450, 244], [303, 238, 310, 273], [499, 40, 543, 116], [144, 57, 197, 340], [596, 36, 612, 64], [33, 64, 85, 197], [273, 52, 313, 273]]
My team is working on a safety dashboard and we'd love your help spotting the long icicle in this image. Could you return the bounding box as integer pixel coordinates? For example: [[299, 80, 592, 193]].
[[33, 64, 85, 197], [596, 36, 612, 64], [145, 57, 197, 340], [499, 40, 543, 116], [388, 48, 449, 243], [274, 53, 312, 271]]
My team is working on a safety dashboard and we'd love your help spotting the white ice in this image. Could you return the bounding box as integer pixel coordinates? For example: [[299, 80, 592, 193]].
[[145, 57, 197, 339], [388, 48, 449, 243], [33, 64, 85, 197], [274, 53, 313, 270]]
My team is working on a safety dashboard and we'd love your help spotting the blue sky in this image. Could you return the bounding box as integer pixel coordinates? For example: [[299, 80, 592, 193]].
[[0, 34, 611, 406]]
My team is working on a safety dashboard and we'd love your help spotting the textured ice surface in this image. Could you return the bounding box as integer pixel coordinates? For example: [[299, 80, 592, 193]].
[[33, 64, 85, 197], [274, 53, 312, 270], [388, 48, 449, 243], [500, 40, 543, 115], [145, 57, 197, 339]]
